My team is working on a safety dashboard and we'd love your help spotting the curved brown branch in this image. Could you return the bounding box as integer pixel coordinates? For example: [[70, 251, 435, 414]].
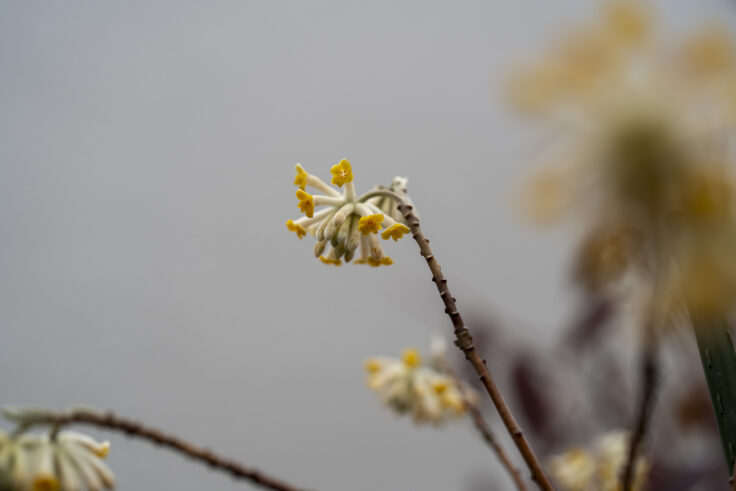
[[24, 409, 307, 491], [363, 190, 553, 490]]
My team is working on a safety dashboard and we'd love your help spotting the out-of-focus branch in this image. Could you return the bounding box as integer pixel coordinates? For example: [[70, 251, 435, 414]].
[[621, 327, 659, 491], [6, 408, 307, 491], [441, 362, 527, 491], [467, 405, 528, 491]]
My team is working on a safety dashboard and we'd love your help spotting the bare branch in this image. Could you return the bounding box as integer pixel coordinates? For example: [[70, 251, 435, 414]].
[[12, 408, 307, 491], [621, 328, 659, 491], [361, 190, 554, 491]]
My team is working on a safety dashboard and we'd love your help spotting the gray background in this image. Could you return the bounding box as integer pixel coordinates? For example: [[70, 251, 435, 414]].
[[1, 1, 734, 489]]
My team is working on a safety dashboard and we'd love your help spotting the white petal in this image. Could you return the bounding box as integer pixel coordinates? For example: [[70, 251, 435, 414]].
[[86, 454, 115, 489], [64, 443, 102, 491], [60, 432, 110, 459], [56, 447, 83, 491]]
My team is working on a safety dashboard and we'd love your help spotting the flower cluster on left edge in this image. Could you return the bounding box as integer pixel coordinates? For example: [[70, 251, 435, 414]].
[[0, 426, 114, 491]]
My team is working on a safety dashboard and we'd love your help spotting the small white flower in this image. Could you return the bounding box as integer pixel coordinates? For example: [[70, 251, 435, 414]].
[[364, 347, 478, 426], [286, 159, 411, 267]]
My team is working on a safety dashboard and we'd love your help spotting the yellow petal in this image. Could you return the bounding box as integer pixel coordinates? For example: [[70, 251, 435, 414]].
[[285, 219, 307, 239], [330, 159, 353, 187], [296, 189, 314, 218], [294, 164, 308, 190], [358, 214, 384, 235], [381, 223, 410, 241]]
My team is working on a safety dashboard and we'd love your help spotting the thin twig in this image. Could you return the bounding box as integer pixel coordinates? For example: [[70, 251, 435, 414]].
[[621, 328, 659, 491], [467, 405, 528, 491], [442, 362, 527, 491], [18, 409, 306, 491], [361, 190, 553, 490]]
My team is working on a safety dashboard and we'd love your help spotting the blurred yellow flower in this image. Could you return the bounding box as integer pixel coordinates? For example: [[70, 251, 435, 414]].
[[548, 431, 649, 491], [510, 0, 736, 317], [364, 344, 479, 426]]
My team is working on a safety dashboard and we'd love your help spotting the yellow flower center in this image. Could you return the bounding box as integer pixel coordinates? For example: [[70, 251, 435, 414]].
[[432, 380, 448, 394], [33, 476, 60, 491], [401, 348, 421, 368], [364, 359, 382, 373]]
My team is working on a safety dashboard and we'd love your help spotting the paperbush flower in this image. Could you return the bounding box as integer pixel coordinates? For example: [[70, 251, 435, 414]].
[[364, 346, 479, 426], [285, 159, 410, 267], [510, 0, 736, 316], [548, 431, 649, 491], [0, 429, 114, 491]]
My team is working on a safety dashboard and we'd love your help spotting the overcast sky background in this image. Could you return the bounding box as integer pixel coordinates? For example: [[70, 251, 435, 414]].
[[1, 1, 735, 490]]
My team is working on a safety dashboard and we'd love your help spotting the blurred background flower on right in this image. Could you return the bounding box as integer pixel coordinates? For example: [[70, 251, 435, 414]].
[[511, 0, 736, 318], [503, 1, 736, 489]]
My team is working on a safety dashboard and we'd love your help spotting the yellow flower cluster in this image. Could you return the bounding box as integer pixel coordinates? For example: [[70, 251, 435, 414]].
[[511, 1, 736, 317], [285, 159, 410, 267], [548, 431, 649, 491], [364, 346, 478, 426]]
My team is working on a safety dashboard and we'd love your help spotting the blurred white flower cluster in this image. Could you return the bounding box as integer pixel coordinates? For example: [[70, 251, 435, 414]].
[[511, 0, 736, 317], [364, 341, 479, 426], [286, 159, 410, 267], [548, 431, 649, 491], [0, 429, 113, 491]]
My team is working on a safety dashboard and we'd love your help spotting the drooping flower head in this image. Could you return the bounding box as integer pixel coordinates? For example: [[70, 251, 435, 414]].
[[364, 344, 479, 426], [285, 159, 411, 267], [0, 429, 114, 491], [510, 1, 736, 317]]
